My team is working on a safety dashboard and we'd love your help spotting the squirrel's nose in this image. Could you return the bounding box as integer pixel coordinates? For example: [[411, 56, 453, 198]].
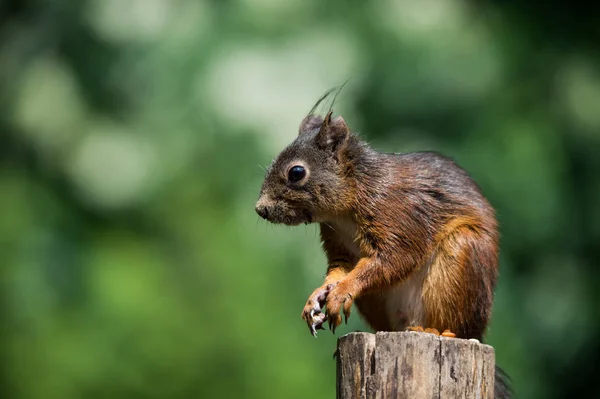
[[256, 205, 269, 220]]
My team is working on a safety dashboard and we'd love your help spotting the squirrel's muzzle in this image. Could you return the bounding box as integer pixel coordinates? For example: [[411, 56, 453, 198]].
[[255, 204, 269, 220], [255, 194, 310, 225], [255, 195, 273, 220]]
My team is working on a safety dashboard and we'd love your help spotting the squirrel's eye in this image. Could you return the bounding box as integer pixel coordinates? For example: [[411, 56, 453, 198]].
[[288, 165, 306, 183]]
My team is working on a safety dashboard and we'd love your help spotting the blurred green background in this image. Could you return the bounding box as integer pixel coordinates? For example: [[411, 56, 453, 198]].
[[1, 1, 599, 398]]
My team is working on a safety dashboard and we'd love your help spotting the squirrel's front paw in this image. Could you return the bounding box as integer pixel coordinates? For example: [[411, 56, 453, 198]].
[[301, 283, 337, 337], [325, 282, 355, 334]]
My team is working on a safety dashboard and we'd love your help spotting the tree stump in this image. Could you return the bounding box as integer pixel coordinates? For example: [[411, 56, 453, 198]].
[[336, 331, 495, 399]]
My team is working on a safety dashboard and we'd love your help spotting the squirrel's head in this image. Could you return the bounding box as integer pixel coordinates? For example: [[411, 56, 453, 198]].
[[255, 111, 354, 225]]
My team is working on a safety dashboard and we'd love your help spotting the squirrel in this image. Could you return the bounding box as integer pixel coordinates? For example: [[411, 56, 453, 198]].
[[255, 98, 512, 398]]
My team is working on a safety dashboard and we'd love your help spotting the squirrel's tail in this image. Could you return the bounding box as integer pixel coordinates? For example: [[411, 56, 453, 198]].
[[494, 365, 514, 399]]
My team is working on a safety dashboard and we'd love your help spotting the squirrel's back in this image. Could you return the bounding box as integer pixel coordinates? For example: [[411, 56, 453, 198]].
[[350, 149, 498, 253], [390, 151, 495, 218]]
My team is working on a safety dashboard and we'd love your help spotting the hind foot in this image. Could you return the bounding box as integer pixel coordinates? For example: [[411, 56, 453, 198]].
[[406, 326, 457, 338], [406, 326, 440, 335], [441, 329, 456, 338]]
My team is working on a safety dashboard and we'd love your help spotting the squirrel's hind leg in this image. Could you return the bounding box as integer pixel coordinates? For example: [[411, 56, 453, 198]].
[[421, 220, 497, 340]]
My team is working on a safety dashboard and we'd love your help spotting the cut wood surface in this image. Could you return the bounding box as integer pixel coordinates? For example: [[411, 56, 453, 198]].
[[336, 331, 495, 399]]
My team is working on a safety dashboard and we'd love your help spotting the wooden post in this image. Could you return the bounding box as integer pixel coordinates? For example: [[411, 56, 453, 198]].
[[336, 331, 495, 399]]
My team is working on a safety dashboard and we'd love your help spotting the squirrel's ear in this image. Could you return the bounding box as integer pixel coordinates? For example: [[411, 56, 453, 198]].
[[316, 111, 349, 153], [298, 114, 323, 135]]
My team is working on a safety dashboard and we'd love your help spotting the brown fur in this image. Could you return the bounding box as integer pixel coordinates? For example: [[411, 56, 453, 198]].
[[255, 110, 499, 342]]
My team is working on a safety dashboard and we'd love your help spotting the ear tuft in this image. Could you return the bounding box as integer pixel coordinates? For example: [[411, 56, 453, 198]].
[[323, 111, 333, 128], [299, 115, 323, 136], [316, 113, 349, 153]]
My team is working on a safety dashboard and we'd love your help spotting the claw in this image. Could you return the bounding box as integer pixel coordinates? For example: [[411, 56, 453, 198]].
[[303, 282, 341, 337], [442, 329, 457, 338], [343, 296, 352, 325], [327, 312, 341, 335]]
